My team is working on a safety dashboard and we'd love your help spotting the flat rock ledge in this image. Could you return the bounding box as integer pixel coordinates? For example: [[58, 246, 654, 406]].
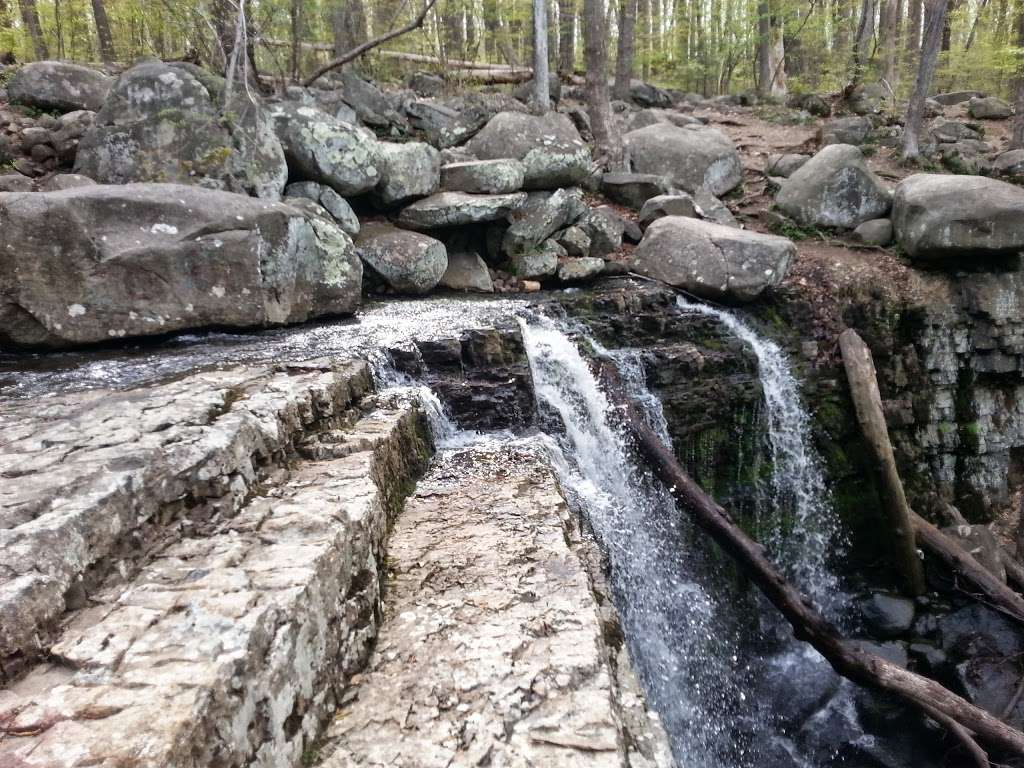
[[0, 383, 432, 767], [314, 439, 674, 768]]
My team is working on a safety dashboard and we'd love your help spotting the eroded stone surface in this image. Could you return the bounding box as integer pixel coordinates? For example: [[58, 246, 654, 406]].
[[315, 439, 673, 768]]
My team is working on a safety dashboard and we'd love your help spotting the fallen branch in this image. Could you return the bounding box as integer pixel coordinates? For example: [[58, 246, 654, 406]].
[[918, 700, 990, 768], [303, 0, 439, 87], [1001, 546, 1024, 591], [597, 361, 1024, 759]]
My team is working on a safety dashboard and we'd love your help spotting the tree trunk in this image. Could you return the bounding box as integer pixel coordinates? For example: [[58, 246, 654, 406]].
[[853, 0, 875, 81], [881, 0, 899, 84], [557, 0, 576, 73], [90, 0, 115, 63], [331, 0, 368, 57], [18, 0, 47, 59], [906, 0, 922, 54], [637, 0, 650, 79], [211, 0, 236, 71], [613, 0, 637, 99], [902, 0, 948, 160], [583, 0, 623, 168], [757, 0, 772, 94], [768, 12, 786, 96], [443, 0, 465, 59], [839, 330, 927, 596], [964, 0, 989, 50], [533, 0, 551, 109], [1012, 6, 1024, 148]]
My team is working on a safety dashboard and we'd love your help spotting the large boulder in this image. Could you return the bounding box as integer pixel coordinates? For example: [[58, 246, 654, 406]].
[[441, 159, 525, 194], [502, 188, 586, 256], [374, 141, 440, 205], [396, 191, 527, 229], [775, 144, 891, 229], [623, 123, 742, 197], [630, 216, 794, 302], [933, 90, 985, 106], [892, 174, 1024, 261], [0, 184, 361, 348], [75, 60, 287, 199], [968, 96, 1012, 120], [8, 61, 112, 113], [356, 222, 447, 294], [269, 101, 380, 196], [600, 172, 671, 209], [285, 181, 360, 236], [818, 116, 873, 146], [465, 111, 594, 189]]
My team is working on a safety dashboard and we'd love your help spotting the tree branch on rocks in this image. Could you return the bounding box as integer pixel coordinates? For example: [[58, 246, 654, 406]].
[[303, 0, 439, 87]]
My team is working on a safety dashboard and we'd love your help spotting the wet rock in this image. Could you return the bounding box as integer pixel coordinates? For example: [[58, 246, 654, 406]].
[[510, 239, 563, 278], [356, 222, 447, 294], [269, 101, 380, 196], [639, 193, 698, 226], [0, 183, 361, 348], [503, 187, 586, 256], [766, 153, 810, 178], [892, 174, 1024, 262], [286, 181, 361, 236], [760, 647, 841, 727], [968, 95, 1012, 119], [624, 122, 743, 196], [373, 140, 440, 205], [862, 593, 915, 637], [818, 115, 873, 146], [396, 190, 527, 229], [76, 60, 287, 199], [8, 61, 112, 113], [954, 656, 1024, 728], [851, 640, 910, 668], [852, 218, 893, 246], [466, 111, 595, 189], [439, 250, 494, 292], [600, 171, 671, 209], [441, 158, 525, 194], [937, 604, 1024, 658], [776, 144, 892, 230], [581, 206, 626, 257], [558, 256, 605, 283], [933, 90, 985, 105], [631, 216, 794, 302]]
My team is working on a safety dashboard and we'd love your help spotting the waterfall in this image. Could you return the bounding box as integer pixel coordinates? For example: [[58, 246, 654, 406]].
[[676, 297, 844, 611], [520, 315, 753, 768]]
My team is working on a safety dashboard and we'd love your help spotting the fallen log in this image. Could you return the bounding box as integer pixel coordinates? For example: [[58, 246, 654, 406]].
[[599, 362, 1024, 759]]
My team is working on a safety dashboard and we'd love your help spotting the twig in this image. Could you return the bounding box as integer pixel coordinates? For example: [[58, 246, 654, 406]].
[[918, 700, 990, 768]]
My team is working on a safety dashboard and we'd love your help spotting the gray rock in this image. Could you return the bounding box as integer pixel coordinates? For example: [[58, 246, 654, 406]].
[[933, 90, 986, 105], [631, 216, 794, 302], [968, 95, 1012, 119], [994, 148, 1024, 177], [0, 183, 361, 348], [846, 82, 889, 115], [440, 250, 494, 292], [396, 191, 527, 230], [937, 604, 1023, 658], [441, 158, 525, 194], [466, 111, 595, 189], [892, 174, 1024, 261], [941, 524, 1006, 581], [509, 238, 563, 279], [630, 80, 672, 108], [556, 225, 592, 257], [582, 207, 627, 257], [557, 256, 605, 282], [374, 141, 440, 205], [924, 97, 944, 117], [623, 123, 742, 196], [938, 139, 993, 174], [285, 181, 360, 236], [693, 186, 738, 228], [8, 61, 112, 113], [408, 71, 445, 97], [851, 218, 893, 246], [929, 116, 983, 143], [818, 116, 873, 146], [76, 61, 288, 199], [788, 92, 831, 117], [766, 153, 810, 178], [40, 173, 95, 191], [862, 593, 915, 637], [0, 173, 34, 192], [512, 73, 562, 105], [269, 101, 380, 196], [639, 193, 698, 226], [851, 640, 910, 668], [776, 144, 892, 230], [356, 222, 447, 294], [600, 172, 671, 209], [339, 70, 408, 133], [503, 188, 586, 256]]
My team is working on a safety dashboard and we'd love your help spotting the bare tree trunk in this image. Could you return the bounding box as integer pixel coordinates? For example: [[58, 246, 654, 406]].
[[906, 0, 922, 52], [211, 0, 236, 71], [902, 0, 948, 160], [443, 0, 465, 59], [1012, 6, 1024, 148], [768, 12, 786, 96], [583, 0, 623, 168], [881, 0, 898, 84], [757, 0, 772, 94], [331, 0, 368, 56], [613, 0, 637, 99], [637, 0, 650, 79], [853, 0, 875, 81], [557, 0, 576, 73], [964, 0, 989, 50], [18, 0, 47, 59], [90, 0, 115, 63], [533, 0, 551, 109]]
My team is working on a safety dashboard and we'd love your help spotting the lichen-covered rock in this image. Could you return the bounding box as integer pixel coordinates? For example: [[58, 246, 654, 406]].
[[0, 184, 361, 348], [600, 172, 671, 209], [269, 101, 380, 196], [502, 188, 586, 257], [465, 111, 595, 189], [8, 61, 112, 113], [373, 140, 440, 205], [396, 191, 527, 229], [286, 181, 360, 236], [775, 144, 891, 230], [356, 222, 448, 294], [968, 95, 1012, 119], [440, 250, 494, 292], [580, 207, 626, 257], [846, 82, 888, 115], [631, 216, 794, 302], [623, 123, 742, 196], [558, 257, 605, 283], [509, 239, 563, 279], [892, 174, 1024, 261], [75, 60, 287, 199], [556, 225, 592, 257], [441, 159, 525, 194]]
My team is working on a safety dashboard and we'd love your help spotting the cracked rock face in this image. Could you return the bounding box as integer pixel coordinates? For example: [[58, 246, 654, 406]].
[[0, 183, 362, 348], [74, 60, 288, 199], [630, 215, 794, 303]]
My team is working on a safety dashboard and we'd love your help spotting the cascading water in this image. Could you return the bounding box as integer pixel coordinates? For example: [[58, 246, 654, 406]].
[[521, 314, 754, 768], [675, 296, 844, 612]]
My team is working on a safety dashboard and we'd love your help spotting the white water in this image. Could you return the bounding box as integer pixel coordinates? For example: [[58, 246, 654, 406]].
[[521, 315, 752, 768], [676, 297, 844, 611]]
